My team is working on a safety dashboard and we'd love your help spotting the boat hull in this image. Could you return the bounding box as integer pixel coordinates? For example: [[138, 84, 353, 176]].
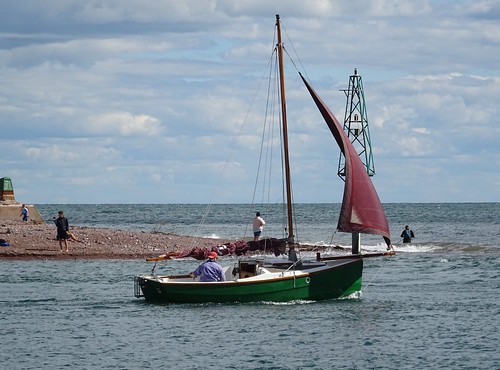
[[135, 258, 363, 304]]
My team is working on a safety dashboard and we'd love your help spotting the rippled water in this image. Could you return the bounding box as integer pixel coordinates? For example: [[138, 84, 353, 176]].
[[36, 203, 499, 249], [1, 203, 499, 369]]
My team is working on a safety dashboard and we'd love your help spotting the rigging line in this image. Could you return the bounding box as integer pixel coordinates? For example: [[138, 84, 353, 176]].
[[280, 21, 310, 80], [263, 54, 279, 205], [273, 45, 298, 240], [267, 60, 279, 204], [259, 43, 288, 238], [186, 204, 215, 251], [266, 49, 279, 205], [362, 257, 391, 292], [264, 19, 288, 237], [329, 229, 339, 245], [282, 259, 301, 275], [190, 51, 278, 244], [193, 203, 213, 239], [253, 55, 274, 206], [289, 177, 299, 243], [223, 42, 275, 199], [279, 74, 292, 239], [276, 52, 288, 239], [253, 27, 280, 206], [246, 50, 281, 237]]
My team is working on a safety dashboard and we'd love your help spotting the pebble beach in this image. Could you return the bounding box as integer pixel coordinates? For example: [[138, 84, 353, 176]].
[[0, 220, 232, 260]]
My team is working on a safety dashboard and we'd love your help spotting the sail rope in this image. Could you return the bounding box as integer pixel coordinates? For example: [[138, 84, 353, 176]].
[[187, 19, 348, 256], [329, 229, 339, 245], [251, 36, 302, 244], [252, 51, 278, 206], [280, 22, 312, 82], [184, 45, 280, 248], [275, 20, 305, 244], [249, 44, 291, 240], [361, 256, 391, 292]]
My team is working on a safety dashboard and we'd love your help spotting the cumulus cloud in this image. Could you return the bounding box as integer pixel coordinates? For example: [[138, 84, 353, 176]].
[[87, 112, 163, 136], [1, 0, 499, 203]]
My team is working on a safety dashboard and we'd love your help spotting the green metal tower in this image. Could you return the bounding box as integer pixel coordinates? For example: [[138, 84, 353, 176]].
[[338, 68, 375, 255], [337, 68, 375, 180]]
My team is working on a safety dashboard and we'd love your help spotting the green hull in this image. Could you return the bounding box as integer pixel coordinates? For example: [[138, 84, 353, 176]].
[[135, 258, 363, 304]]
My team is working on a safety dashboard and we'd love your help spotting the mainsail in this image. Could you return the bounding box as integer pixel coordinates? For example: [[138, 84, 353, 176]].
[[300, 74, 391, 247]]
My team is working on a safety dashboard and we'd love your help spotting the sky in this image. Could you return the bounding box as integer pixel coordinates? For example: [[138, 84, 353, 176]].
[[1, 0, 499, 204]]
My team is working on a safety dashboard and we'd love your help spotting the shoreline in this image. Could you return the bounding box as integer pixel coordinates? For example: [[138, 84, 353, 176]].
[[0, 220, 234, 261]]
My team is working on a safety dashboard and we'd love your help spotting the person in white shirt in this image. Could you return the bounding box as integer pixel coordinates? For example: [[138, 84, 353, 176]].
[[20, 204, 29, 222], [252, 212, 266, 241]]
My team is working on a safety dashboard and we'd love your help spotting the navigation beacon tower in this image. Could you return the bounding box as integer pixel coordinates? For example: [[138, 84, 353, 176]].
[[338, 68, 376, 254]]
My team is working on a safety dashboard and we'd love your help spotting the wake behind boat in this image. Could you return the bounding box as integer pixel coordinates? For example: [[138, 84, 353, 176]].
[[134, 15, 392, 304]]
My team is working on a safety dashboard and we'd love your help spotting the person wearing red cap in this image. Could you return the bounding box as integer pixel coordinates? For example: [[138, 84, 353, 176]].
[[190, 251, 225, 282]]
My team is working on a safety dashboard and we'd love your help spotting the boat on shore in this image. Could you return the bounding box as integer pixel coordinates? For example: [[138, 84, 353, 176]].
[[134, 15, 392, 304]]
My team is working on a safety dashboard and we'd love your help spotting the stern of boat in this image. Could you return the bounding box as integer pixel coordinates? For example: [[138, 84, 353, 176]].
[[134, 276, 145, 298]]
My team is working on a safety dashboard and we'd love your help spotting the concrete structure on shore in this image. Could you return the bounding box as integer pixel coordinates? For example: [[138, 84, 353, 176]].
[[0, 204, 45, 223], [0, 177, 45, 223]]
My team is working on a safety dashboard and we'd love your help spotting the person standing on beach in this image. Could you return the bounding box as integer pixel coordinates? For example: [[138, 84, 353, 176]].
[[252, 212, 266, 241], [54, 210, 70, 252], [20, 204, 29, 222]]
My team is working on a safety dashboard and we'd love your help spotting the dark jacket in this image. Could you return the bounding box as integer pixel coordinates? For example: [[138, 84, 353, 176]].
[[401, 229, 415, 243], [54, 216, 69, 239]]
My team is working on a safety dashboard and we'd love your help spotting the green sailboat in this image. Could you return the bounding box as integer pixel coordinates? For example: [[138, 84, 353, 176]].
[[134, 15, 392, 304]]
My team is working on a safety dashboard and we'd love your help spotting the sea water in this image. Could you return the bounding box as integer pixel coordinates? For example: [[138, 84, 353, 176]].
[[34, 203, 499, 249], [1, 203, 499, 369]]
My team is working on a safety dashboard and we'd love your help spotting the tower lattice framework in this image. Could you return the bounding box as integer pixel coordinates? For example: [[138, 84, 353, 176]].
[[337, 68, 375, 180]]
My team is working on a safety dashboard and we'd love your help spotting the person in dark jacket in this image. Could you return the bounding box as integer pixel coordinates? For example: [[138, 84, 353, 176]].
[[54, 210, 70, 252], [400, 225, 415, 243]]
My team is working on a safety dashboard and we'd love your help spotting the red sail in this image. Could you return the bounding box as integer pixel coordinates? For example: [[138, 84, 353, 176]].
[[300, 74, 391, 246]]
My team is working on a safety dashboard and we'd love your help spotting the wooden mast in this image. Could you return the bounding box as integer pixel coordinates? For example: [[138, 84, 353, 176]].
[[275, 14, 294, 242]]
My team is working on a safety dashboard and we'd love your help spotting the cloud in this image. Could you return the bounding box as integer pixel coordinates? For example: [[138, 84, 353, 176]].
[[1, 0, 499, 203], [87, 112, 163, 136]]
